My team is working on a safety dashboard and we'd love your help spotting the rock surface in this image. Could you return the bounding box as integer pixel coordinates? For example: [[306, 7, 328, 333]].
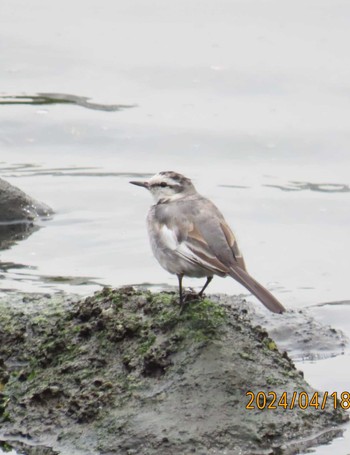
[[0, 287, 348, 455], [0, 177, 52, 249]]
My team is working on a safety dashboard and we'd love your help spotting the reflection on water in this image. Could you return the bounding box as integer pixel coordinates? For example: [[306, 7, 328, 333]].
[[39, 274, 101, 286], [0, 264, 103, 291], [0, 261, 35, 272], [218, 184, 250, 189], [2, 164, 153, 180], [265, 181, 350, 193], [0, 163, 37, 172], [0, 93, 136, 112], [0, 224, 39, 251], [8, 170, 154, 179], [316, 300, 350, 307]]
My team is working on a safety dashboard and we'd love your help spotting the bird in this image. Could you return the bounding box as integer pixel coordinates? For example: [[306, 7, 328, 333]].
[[130, 171, 285, 314]]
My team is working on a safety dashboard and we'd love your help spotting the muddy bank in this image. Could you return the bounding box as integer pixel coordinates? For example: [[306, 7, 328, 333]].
[[0, 288, 348, 455], [0, 178, 52, 250]]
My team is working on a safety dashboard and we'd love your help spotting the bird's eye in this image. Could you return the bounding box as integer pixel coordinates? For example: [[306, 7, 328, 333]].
[[160, 182, 167, 188]]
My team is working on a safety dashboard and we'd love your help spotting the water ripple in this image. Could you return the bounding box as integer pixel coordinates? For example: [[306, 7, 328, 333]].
[[0, 93, 136, 112], [265, 181, 350, 193], [1, 165, 153, 179]]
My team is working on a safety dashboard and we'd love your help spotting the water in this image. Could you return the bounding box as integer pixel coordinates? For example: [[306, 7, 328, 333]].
[[1, 1, 350, 453]]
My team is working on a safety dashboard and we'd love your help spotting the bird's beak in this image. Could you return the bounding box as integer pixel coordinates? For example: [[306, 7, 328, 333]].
[[129, 180, 149, 189]]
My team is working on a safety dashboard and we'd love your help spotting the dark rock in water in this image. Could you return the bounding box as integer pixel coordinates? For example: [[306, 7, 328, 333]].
[[0, 178, 52, 222], [0, 178, 53, 249], [0, 288, 347, 455]]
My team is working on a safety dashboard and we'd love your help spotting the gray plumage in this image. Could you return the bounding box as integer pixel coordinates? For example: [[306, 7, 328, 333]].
[[130, 171, 285, 314]]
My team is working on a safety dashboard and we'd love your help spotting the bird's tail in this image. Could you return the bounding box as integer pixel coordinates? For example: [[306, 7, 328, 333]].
[[228, 266, 285, 314]]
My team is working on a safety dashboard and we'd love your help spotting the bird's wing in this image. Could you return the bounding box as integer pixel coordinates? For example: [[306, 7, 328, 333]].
[[154, 196, 245, 275], [217, 219, 247, 271], [182, 201, 285, 313], [181, 222, 230, 275], [184, 198, 247, 271], [157, 222, 229, 276]]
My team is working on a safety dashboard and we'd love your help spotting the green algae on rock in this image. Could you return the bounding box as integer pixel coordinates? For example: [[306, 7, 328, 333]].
[[0, 287, 347, 455]]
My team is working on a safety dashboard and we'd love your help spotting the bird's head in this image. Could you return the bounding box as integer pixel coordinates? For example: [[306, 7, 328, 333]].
[[130, 171, 196, 203]]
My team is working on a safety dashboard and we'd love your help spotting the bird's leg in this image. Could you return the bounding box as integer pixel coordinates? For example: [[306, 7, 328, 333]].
[[177, 274, 184, 308], [198, 276, 213, 298]]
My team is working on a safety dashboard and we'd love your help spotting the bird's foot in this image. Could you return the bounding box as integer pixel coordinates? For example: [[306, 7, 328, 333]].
[[179, 289, 204, 313]]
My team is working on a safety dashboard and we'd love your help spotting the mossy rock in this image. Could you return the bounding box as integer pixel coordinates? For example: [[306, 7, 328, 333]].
[[0, 288, 347, 454]]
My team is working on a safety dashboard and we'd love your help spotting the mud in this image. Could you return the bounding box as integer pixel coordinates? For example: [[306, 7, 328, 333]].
[[0, 178, 52, 250], [211, 295, 349, 362], [0, 288, 347, 455]]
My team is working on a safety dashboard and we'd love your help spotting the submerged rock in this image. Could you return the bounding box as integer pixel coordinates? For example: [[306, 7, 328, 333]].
[[0, 177, 52, 249], [0, 288, 347, 455]]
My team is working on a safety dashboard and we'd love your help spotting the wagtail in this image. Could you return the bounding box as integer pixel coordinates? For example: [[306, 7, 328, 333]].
[[130, 171, 285, 314]]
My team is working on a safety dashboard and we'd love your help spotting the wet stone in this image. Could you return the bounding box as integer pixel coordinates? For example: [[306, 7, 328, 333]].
[[0, 177, 53, 250], [0, 287, 347, 455]]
